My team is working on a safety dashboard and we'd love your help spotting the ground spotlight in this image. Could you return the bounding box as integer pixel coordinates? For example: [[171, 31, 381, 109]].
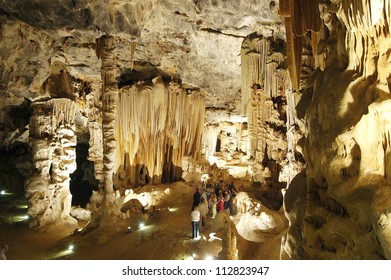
[[0, 190, 5, 195], [205, 255, 213, 260], [139, 222, 145, 229], [68, 244, 74, 251]]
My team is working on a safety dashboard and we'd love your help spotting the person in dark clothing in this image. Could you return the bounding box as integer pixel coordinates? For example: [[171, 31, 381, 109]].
[[192, 188, 201, 210]]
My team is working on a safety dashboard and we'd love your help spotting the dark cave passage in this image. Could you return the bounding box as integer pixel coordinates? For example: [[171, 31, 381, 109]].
[[70, 143, 99, 208]]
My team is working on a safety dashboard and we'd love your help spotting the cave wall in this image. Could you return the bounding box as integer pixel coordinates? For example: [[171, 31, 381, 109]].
[[281, 0, 391, 259]]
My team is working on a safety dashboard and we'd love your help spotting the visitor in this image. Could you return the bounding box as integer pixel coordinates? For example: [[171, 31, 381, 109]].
[[191, 206, 201, 239], [209, 193, 217, 219], [230, 188, 239, 215], [198, 197, 208, 230], [200, 188, 208, 202], [217, 195, 225, 213], [192, 187, 201, 210], [224, 194, 231, 215]]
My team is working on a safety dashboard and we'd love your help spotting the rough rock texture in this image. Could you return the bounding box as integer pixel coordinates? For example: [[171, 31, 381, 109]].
[[241, 34, 289, 185], [2, 0, 391, 261], [115, 77, 205, 186], [281, 0, 391, 259], [0, 0, 284, 231], [27, 99, 78, 229]]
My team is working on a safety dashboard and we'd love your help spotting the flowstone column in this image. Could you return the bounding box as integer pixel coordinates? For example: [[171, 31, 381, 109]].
[[97, 35, 118, 209], [26, 99, 77, 229]]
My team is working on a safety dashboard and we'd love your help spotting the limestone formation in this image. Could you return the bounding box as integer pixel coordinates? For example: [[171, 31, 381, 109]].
[[0, 0, 391, 261], [281, 0, 391, 260], [114, 77, 205, 186], [27, 99, 78, 229]]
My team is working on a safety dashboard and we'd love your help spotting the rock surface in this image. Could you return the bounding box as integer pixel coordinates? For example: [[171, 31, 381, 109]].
[[0, 0, 391, 260]]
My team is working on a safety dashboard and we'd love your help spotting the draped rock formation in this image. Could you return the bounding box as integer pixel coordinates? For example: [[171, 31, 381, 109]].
[[27, 99, 78, 229], [241, 33, 298, 208], [282, 0, 391, 259], [114, 76, 205, 186]]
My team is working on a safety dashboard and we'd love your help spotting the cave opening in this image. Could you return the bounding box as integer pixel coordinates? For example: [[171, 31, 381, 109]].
[[70, 143, 99, 208], [216, 136, 221, 152]]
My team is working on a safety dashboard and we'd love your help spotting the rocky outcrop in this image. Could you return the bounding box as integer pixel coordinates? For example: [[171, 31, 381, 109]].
[[27, 99, 78, 229], [282, 0, 391, 259]]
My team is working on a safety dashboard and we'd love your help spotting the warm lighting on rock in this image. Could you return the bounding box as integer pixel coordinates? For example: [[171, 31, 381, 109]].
[[200, 173, 210, 182], [209, 232, 222, 241]]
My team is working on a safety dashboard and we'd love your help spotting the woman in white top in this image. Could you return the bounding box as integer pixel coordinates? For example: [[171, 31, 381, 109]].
[[191, 206, 200, 239], [209, 193, 217, 219]]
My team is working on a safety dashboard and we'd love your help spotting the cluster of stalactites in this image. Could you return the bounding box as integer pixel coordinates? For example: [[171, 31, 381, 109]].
[[279, 0, 322, 90], [338, 0, 391, 76], [241, 35, 289, 160], [30, 98, 77, 138], [241, 35, 286, 115], [280, 0, 391, 86], [115, 76, 205, 182], [202, 124, 221, 159], [49, 98, 77, 130]]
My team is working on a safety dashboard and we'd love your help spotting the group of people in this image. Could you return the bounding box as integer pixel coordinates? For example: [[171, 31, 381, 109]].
[[190, 180, 239, 240]]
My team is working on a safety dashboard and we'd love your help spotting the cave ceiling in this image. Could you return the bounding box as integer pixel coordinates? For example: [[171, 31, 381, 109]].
[[0, 0, 285, 112]]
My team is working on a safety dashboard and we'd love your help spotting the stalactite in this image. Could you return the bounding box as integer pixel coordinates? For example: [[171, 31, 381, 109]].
[[130, 41, 137, 70], [241, 34, 290, 184], [292, 0, 391, 260], [279, 0, 322, 89], [241, 35, 286, 114], [338, 0, 390, 75], [115, 77, 205, 186], [203, 125, 221, 160]]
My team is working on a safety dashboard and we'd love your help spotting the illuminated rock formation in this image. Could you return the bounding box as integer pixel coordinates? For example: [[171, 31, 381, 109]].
[[27, 99, 78, 229], [2, 0, 391, 261], [240, 33, 301, 208], [114, 77, 205, 186], [282, 0, 391, 259]]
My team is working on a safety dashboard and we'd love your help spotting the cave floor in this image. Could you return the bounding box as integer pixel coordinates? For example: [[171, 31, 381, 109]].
[[0, 182, 284, 260]]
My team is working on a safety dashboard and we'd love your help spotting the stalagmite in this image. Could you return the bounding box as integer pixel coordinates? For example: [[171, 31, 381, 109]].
[[97, 35, 118, 203], [26, 98, 78, 229]]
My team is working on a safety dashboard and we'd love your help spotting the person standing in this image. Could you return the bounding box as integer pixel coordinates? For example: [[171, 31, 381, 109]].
[[191, 206, 201, 239], [217, 195, 225, 213], [192, 188, 201, 210], [209, 193, 218, 219], [198, 197, 209, 230]]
